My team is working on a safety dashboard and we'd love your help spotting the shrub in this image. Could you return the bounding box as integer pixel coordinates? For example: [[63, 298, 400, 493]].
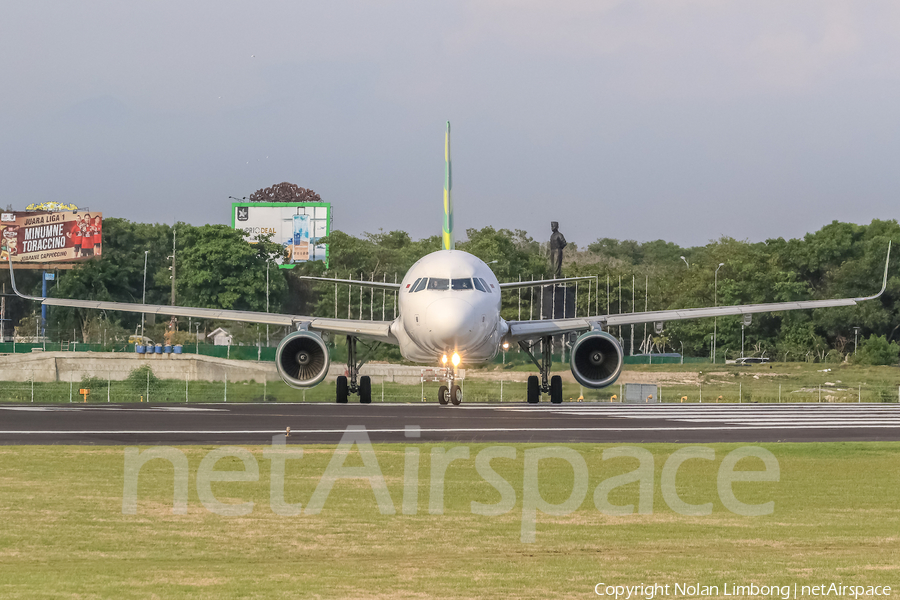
[[126, 365, 160, 396], [80, 375, 109, 390], [852, 335, 900, 366]]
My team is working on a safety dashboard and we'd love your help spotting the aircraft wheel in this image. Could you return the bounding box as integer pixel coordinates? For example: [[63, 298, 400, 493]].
[[550, 375, 563, 404], [336, 376, 349, 404], [450, 384, 462, 405], [527, 375, 540, 404], [359, 375, 372, 404], [438, 385, 450, 405]]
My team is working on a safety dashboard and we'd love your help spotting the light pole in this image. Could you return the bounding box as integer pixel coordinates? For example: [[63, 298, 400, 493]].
[[714, 262, 724, 363], [141, 250, 149, 338], [852, 327, 861, 355], [741, 322, 745, 359], [167, 227, 175, 306], [680, 256, 689, 268], [679, 340, 684, 364], [266, 260, 270, 347]]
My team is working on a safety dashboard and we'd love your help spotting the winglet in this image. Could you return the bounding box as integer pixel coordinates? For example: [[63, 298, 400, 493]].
[[6, 253, 42, 301], [856, 240, 891, 301]]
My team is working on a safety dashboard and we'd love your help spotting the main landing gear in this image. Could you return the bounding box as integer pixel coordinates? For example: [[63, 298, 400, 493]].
[[335, 336, 380, 404], [519, 336, 563, 405]]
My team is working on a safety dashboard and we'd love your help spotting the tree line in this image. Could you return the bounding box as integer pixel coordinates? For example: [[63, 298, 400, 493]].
[[3, 217, 899, 364]]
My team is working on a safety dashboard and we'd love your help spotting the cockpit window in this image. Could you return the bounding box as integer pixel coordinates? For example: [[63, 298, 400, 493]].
[[427, 278, 449, 291], [412, 278, 428, 292], [451, 278, 473, 290], [478, 277, 492, 292], [407, 278, 422, 293], [472, 278, 486, 292]]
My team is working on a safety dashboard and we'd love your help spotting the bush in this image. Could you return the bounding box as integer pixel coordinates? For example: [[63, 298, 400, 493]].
[[852, 335, 900, 366], [825, 349, 844, 364], [80, 375, 109, 391], [126, 365, 160, 397]]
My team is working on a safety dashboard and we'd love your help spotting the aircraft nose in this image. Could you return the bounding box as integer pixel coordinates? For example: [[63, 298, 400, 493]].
[[425, 298, 476, 349]]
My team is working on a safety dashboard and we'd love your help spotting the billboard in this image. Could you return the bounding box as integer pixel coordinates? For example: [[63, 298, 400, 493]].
[[232, 202, 330, 267], [0, 211, 103, 263]]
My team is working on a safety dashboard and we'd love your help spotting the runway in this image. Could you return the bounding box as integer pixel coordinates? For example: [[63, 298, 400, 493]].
[[1, 402, 900, 444]]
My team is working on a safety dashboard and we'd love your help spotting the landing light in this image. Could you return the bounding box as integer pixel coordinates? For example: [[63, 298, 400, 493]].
[[441, 354, 448, 364], [501, 342, 510, 350], [451, 352, 461, 367]]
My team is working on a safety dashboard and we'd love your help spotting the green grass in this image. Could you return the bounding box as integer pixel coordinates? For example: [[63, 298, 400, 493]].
[[0, 378, 555, 404], [2, 361, 899, 403], [0, 443, 898, 598]]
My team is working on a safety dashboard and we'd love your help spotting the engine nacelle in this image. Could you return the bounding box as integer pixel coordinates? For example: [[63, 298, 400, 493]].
[[275, 331, 330, 389], [570, 330, 624, 389]]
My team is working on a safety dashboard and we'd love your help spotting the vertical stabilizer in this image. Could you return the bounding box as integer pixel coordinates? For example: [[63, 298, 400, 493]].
[[442, 121, 454, 250]]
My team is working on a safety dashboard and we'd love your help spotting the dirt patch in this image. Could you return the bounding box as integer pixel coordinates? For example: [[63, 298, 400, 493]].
[[469, 370, 700, 385], [616, 371, 701, 385]]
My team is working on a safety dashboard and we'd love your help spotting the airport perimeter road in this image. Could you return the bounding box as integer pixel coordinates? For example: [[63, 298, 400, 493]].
[[1, 402, 900, 445]]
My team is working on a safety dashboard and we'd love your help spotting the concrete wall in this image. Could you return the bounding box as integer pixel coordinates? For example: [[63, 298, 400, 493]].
[[0, 352, 464, 385], [0, 352, 277, 383]]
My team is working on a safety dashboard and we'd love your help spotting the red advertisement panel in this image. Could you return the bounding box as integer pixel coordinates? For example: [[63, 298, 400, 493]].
[[0, 211, 103, 263]]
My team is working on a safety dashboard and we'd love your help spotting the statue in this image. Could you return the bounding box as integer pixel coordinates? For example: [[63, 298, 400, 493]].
[[549, 221, 567, 278]]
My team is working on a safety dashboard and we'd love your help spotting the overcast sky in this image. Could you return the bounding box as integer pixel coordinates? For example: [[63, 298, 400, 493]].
[[2, 1, 899, 248]]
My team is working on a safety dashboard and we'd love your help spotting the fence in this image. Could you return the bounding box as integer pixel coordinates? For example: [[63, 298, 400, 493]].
[[1, 342, 718, 367], [2, 374, 898, 404], [0, 343, 277, 362], [623, 355, 708, 365]]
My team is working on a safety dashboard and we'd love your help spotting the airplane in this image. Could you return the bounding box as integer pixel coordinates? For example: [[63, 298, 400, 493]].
[[8, 122, 892, 405]]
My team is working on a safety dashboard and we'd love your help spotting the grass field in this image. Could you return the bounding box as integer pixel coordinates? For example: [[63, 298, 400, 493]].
[[0, 442, 898, 599]]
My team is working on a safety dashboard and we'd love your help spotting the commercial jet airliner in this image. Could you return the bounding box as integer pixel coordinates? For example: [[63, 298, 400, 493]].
[[9, 123, 891, 405]]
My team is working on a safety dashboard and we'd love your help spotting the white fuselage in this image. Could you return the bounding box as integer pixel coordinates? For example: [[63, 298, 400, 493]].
[[390, 250, 508, 364]]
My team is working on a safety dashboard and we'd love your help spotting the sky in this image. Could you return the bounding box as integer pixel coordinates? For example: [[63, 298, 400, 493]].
[[2, 1, 900, 248]]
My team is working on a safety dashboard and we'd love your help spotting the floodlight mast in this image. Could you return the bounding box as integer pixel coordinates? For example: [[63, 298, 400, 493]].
[[714, 262, 724, 363], [141, 250, 149, 338], [169, 226, 176, 306]]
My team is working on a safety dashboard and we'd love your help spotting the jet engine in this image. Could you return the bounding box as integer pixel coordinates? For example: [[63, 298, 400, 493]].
[[570, 330, 624, 388], [275, 331, 330, 389]]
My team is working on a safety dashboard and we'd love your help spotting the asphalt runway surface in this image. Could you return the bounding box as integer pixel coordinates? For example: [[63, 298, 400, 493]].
[[1, 402, 899, 445]]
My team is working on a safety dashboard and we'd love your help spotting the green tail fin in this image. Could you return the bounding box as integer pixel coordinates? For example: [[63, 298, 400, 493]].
[[442, 121, 454, 250]]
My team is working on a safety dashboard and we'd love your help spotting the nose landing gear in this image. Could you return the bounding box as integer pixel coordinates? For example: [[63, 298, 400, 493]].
[[435, 368, 463, 406], [450, 384, 462, 405]]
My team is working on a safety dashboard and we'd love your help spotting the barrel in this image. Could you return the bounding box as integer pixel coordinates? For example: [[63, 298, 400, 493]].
[[173, 345, 183, 354], [135, 344, 145, 354], [155, 344, 163, 354], [164, 345, 172, 354]]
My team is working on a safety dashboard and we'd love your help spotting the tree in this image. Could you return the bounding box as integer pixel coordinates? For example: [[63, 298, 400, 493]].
[[852, 334, 900, 366], [249, 182, 321, 203], [175, 225, 286, 313], [47, 218, 172, 341]]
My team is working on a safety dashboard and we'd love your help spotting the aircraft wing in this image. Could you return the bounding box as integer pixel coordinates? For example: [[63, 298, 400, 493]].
[[301, 275, 598, 291], [498, 276, 594, 290], [504, 242, 891, 343], [39, 297, 300, 326], [298, 276, 401, 290], [7, 258, 396, 344]]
